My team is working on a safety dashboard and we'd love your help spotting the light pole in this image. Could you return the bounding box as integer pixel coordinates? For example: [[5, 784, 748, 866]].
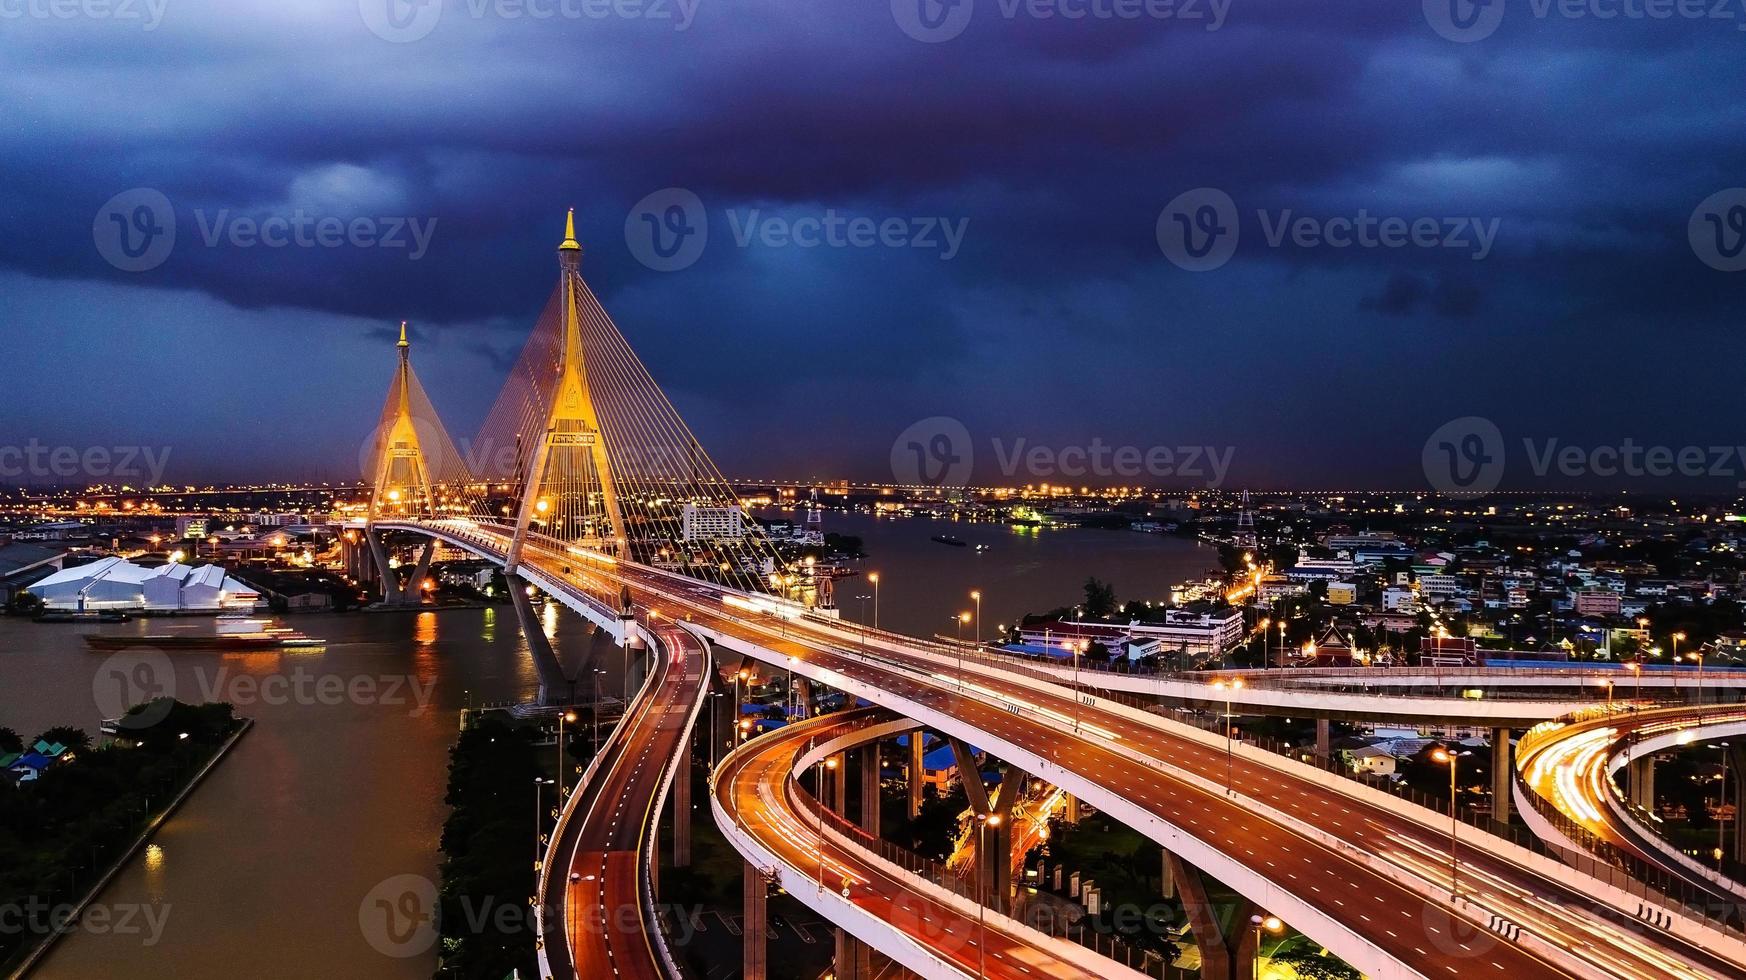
[[1716, 742, 1730, 870], [556, 710, 577, 795], [1258, 617, 1270, 669], [855, 595, 872, 652], [1673, 632, 1686, 696], [534, 776, 554, 873], [1249, 913, 1283, 979], [1073, 639, 1089, 731], [970, 590, 982, 648], [1431, 746, 1470, 899], [869, 573, 880, 630], [975, 812, 1001, 978], [1214, 678, 1244, 795], [956, 612, 971, 686], [816, 756, 839, 893], [592, 668, 606, 758]]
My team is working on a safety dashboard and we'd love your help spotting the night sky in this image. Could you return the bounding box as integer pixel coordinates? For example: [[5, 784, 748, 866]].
[[4, 1, 1745, 493]]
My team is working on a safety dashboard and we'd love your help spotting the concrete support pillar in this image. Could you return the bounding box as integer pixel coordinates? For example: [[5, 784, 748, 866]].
[[1064, 793, 1080, 824], [1630, 756, 1657, 812], [673, 740, 692, 868], [831, 752, 848, 814], [408, 538, 435, 602], [1161, 849, 1176, 900], [1164, 851, 1257, 980], [742, 861, 768, 980], [366, 530, 400, 604], [794, 676, 812, 720], [1491, 728, 1512, 823], [1314, 717, 1331, 760], [1732, 743, 1746, 861], [991, 766, 1029, 915], [908, 731, 925, 819], [834, 929, 868, 980], [507, 574, 566, 705], [859, 743, 881, 835]]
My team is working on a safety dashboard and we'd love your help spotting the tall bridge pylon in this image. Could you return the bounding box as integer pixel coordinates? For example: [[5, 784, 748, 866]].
[[463, 211, 787, 595]]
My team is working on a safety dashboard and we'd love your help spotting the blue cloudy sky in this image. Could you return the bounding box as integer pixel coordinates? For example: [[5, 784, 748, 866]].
[[3, 0, 1745, 492]]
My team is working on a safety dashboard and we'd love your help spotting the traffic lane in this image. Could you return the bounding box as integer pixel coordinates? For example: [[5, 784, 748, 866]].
[[459, 542, 1703, 977], [562, 627, 705, 980], [718, 716, 1110, 980], [742, 614, 1728, 980]]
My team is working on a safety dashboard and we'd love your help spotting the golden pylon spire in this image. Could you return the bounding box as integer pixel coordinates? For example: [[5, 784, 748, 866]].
[[398, 320, 409, 348], [558, 208, 581, 252]]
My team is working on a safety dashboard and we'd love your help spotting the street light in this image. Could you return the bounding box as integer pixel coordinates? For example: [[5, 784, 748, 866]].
[[556, 711, 577, 795], [970, 590, 982, 648], [1430, 745, 1471, 899], [956, 612, 971, 686], [1213, 678, 1245, 795], [533, 776, 555, 873], [816, 756, 839, 893], [1249, 913, 1283, 980], [1073, 639, 1090, 731], [868, 572, 880, 630], [976, 812, 1002, 978]]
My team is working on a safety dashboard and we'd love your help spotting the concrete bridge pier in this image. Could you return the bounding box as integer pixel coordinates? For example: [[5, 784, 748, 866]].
[[1314, 717, 1331, 760], [1164, 851, 1258, 980], [407, 537, 435, 601], [834, 928, 870, 980], [742, 861, 768, 980], [507, 574, 571, 705], [831, 752, 848, 814], [1630, 756, 1657, 811], [947, 738, 1027, 914], [672, 739, 692, 869], [859, 742, 881, 835], [365, 529, 402, 604], [907, 731, 926, 819], [1492, 728, 1512, 823]]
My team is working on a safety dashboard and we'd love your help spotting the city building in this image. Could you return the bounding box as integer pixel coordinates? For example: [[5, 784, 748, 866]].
[[681, 503, 745, 542], [29, 558, 261, 612]]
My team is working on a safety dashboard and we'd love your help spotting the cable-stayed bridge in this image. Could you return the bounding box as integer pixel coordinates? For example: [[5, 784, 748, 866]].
[[344, 213, 1746, 980]]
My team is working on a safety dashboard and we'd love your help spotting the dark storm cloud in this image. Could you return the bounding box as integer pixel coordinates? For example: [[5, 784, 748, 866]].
[[2, 0, 1745, 486]]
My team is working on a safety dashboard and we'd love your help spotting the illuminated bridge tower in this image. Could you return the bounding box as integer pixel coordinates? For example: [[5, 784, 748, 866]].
[[504, 209, 630, 575], [363, 321, 463, 604]]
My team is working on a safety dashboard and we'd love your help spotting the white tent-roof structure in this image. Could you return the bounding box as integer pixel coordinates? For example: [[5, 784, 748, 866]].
[[29, 559, 261, 612]]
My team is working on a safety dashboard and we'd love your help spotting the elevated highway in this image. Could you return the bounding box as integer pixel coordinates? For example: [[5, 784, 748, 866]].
[[387, 518, 1746, 979]]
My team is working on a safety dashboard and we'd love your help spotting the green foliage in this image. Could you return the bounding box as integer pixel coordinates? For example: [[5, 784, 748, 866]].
[[1082, 577, 1118, 618], [0, 703, 239, 969], [31, 726, 91, 755], [8, 591, 43, 617], [434, 718, 541, 980], [1273, 943, 1364, 980], [0, 728, 21, 755]]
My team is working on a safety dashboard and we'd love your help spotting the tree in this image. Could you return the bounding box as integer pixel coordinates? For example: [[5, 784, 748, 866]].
[[33, 726, 91, 754], [1082, 577, 1117, 618], [8, 591, 44, 616], [0, 727, 21, 755]]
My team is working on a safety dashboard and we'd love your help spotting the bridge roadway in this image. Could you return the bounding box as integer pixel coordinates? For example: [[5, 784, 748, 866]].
[[715, 705, 1137, 980], [388, 520, 1746, 979], [1520, 704, 1746, 912], [541, 621, 707, 980]]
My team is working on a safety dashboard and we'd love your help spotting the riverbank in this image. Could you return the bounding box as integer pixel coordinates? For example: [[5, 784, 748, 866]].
[[4, 713, 253, 979]]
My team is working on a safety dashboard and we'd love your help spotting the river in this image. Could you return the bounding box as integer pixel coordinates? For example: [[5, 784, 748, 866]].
[[0, 513, 1215, 977]]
